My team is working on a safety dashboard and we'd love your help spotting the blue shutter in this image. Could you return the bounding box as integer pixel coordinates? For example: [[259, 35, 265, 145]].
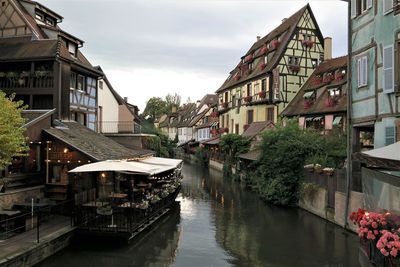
[[383, 45, 394, 94], [385, 126, 396, 146]]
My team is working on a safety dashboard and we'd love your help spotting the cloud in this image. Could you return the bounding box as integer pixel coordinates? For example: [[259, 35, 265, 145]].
[[39, 0, 348, 110]]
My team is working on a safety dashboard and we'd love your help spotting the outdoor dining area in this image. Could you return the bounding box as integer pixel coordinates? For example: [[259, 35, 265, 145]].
[[70, 157, 183, 239]]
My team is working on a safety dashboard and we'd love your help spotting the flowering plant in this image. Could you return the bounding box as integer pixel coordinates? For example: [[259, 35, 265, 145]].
[[357, 211, 388, 240], [244, 96, 252, 103], [377, 229, 400, 257], [302, 40, 314, 48], [259, 63, 267, 70], [258, 91, 266, 98]]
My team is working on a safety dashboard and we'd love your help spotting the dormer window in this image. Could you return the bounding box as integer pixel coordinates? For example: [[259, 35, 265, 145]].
[[35, 12, 44, 21], [45, 17, 55, 26], [328, 88, 341, 97], [288, 56, 299, 66], [68, 42, 77, 57]]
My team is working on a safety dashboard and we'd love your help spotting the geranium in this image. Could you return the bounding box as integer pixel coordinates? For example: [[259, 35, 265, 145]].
[[357, 212, 388, 240], [377, 229, 400, 257], [350, 208, 366, 226]]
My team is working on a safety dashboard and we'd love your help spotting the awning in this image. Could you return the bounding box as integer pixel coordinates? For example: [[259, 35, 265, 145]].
[[303, 91, 314, 98], [69, 157, 182, 175], [332, 116, 342, 125], [353, 142, 400, 170], [313, 116, 323, 121]]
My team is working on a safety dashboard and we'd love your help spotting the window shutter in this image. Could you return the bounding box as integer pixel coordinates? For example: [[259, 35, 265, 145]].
[[396, 120, 400, 142], [362, 56, 368, 86], [351, 0, 357, 18], [367, 0, 373, 9], [383, 45, 394, 94], [357, 58, 362, 87], [383, 0, 393, 14], [385, 126, 396, 146]]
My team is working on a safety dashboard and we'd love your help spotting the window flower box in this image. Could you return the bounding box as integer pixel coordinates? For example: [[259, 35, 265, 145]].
[[289, 65, 300, 73], [325, 97, 336, 108], [221, 102, 228, 109], [260, 46, 268, 55], [271, 39, 280, 49], [259, 63, 267, 70], [211, 111, 219, 118], [311, 77, 323, 85], [302, 40, 314, 48], [245, 54, 254, 62], [244, 96, 252, 103], [258, 91, 266, 99], [335, 72, 344, 81], [323, 74, 334, 83], [303, 99, 313, 109]]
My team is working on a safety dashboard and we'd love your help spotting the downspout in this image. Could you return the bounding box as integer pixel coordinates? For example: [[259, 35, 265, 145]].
[[344, 0, 353, 230], [58, 60, 62, 119]]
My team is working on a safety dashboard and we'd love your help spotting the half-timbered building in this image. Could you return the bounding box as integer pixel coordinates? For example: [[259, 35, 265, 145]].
[[0, 0, 102, 131], [215, 4, 330, 135]]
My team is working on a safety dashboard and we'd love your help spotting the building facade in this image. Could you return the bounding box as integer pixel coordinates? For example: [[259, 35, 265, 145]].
[[216, 4, 328, 135], [0, 0, 102, 131], [350, 0, 400, 150]]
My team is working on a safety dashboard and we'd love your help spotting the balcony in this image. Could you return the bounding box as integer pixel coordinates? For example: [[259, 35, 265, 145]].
[[218, 101, 232, 113], [0, 72, 54, 89], [99, 121, 141, 134]]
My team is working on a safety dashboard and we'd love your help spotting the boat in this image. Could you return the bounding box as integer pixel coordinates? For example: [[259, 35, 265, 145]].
[[69, 157, 183, 241]]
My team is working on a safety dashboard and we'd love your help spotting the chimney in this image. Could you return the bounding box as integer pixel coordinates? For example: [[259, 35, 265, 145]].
[[171, 105, 177, 112], [124, 97, 128, 103], [282, 18, 287, 23], [323, 37, 332, 61], [196, 100, 201, 108], [256, 36, 261, 41]]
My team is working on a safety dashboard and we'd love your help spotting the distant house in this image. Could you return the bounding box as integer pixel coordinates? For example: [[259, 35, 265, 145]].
[[281, 56, 347, 133], [0, 0, 103, 130], [96, 67, 141, 135], [215, 4, 328, 135]]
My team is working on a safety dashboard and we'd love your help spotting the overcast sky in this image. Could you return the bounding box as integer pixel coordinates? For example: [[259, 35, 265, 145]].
[[40, 0, 348, 111]]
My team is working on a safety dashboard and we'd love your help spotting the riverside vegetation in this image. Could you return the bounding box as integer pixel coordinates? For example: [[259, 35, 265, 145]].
[[195, 119, 347, 206]]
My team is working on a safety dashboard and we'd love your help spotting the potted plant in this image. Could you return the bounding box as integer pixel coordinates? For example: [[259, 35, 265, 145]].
[[245, 54, 253, 62], [260, 46, 268, 55], [302, 40, 314, 48], [303, 99, 313, 109], [335, 72, 344, 81], [259, 63, 267, 70], [221, 102, 228, 109], [234, 75, 241, 81], [311, 76, 323, 85], [258, 91, 266, 99], [244, 96, 252, 103], [271, 39, 280, 49], [325, 97, 336, 107], [289, 65, 300, 73]]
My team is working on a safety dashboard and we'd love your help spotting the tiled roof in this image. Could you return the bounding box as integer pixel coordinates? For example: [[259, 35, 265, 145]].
[[21, 109, 55, 128], [44, 121, 152, 161], [0, 39, 58, 60], [242, 121, 275, 139], [281, 56, 348, 117], [216, 4, 316, 93]]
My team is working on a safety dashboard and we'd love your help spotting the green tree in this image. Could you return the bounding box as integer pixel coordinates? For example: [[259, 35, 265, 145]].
[[165, 93, 181, 113], [142, 97, 167, 122], [0, 92, 27, 171], [251, 119, 321, 206], [219, 134, 250, 177]]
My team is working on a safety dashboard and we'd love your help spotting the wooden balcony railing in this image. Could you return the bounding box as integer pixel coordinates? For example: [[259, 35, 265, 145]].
[[0, 76, 54, 89]]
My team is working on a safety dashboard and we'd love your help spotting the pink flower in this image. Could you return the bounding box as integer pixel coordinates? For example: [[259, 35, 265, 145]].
[[372, 222, 378, 229], [391, 248, 398, 257], [380, 248, 389, 256]]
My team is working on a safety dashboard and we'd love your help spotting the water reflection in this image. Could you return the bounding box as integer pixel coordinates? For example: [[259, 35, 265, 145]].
[[38, 163, 360, 267]]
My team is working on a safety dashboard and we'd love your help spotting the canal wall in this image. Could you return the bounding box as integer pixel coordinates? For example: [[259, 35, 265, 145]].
[[0, 186, 44, 210], [0, 226, 75, 267], [299, 188, 363, 233], [209, 160, 223, 171]]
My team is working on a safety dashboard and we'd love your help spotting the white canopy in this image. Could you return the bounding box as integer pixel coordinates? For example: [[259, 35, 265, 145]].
[[68, 157, 182, 175], [362, 142, 400, 162]]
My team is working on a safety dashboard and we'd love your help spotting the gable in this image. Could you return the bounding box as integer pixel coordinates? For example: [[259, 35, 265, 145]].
[[0, 0, 33, 37]]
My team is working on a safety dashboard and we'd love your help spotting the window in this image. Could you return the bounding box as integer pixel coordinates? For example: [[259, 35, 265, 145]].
[[248, 63, 252, 70], [266, 107, 274, 122], [70, 72, 76, 89], [68, 42, 77, 57], [383, 45, 394, 94], [312, 59, 318, 68], [288, 56, 299, 65], [357, 55, 368, 88], [77, 75, 85, 91], [264, 56, 268, 64], [261, 79, 267, 91], [247, 83, 252, 96], [224, 92, 229, 103], [247, 110, 254, 124], [99, 81, 103, 90], [385, 126, 396, 145], [35, 12, 44, 21], [235, 124, 239, 134], [351, 0, 373, 18], [45, 17, 55, 26], [329, 88, 341, 97], [383, 0, 394, 14]]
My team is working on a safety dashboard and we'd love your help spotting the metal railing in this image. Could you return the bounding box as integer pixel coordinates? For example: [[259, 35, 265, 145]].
[[99, 121, 141, 134]]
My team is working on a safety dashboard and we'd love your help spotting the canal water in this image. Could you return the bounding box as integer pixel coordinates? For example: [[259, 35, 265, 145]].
[[38, 163, 360, 267]]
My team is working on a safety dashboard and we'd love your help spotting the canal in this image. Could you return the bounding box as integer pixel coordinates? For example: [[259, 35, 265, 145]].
[[38, 163, 360, 267]]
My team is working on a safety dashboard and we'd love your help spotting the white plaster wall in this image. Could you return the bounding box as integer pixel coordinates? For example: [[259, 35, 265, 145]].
[[98, 79, 119, 133]]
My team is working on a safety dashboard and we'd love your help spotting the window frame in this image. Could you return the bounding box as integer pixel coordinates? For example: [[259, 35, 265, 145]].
[[357, 55, 368, 88]]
